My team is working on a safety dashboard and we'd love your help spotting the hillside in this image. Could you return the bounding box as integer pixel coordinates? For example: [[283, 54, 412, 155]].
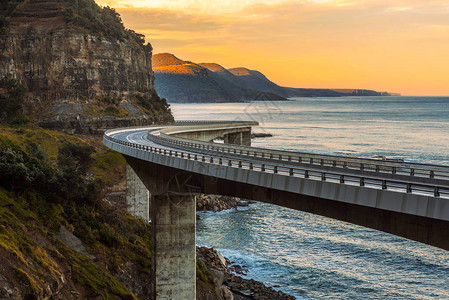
[[0, 0, 173, 133], [153, 53, 286, 102], [154, 53, 394, 102]]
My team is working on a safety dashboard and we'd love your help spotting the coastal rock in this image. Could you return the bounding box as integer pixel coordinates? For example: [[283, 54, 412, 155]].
[[251, 133, 273, 138], [197, 246, 296, 300], [222, 286, 234, 300], [196, 194, 242, 212]]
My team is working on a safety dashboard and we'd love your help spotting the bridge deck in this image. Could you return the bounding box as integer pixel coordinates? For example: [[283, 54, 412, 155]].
[[104, 122, 449, 250]]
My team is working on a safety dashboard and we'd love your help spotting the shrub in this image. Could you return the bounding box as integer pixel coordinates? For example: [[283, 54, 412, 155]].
[[59, 0, 146, 45], [0, 78, 28, 125]]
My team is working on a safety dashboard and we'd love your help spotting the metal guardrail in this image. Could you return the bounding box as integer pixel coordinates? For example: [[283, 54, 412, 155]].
[[104, 132, 449, 199], [150, 129, 449, 182]]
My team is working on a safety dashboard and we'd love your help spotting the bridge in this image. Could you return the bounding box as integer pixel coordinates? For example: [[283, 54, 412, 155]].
[[103, 121, 449, 300]]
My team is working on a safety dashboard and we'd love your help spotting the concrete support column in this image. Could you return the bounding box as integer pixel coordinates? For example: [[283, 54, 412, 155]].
[[224, 130, 252, 146], [241, 131, 251, 146], [151, 194, 196, 300], [126, 163, 150, 222], [224, 132, 242, 145]]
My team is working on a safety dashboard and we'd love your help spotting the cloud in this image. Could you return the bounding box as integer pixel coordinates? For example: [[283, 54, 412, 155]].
[[96, 0, 449, 95]]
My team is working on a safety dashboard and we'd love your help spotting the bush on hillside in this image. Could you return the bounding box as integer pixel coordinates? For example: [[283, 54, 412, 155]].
[[134, 92, 172, 115], [60, 0, 146, 45], [0, 78, 28, 125], [0, 0, 23, 33]]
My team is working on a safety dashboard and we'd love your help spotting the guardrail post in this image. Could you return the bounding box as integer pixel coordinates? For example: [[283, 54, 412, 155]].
[[188, 153, 191, 159], [247, 151, 250, 156], [430, 171, 435, 179], [270, 154, 273, 159], [343, 161, 347, 168], [340, 175, 345, 183], [274, 166, 278, 174], [310, 158, 313, 164], [238, 161, 242, 168], [288, 156, 291, 162], [261, 164, 265, 172], [320, 159, 324, 166], [298, 157, 302, 163], [376, 165, 380, 172], [304, 170, 309, 178], [333, 160, 337, 167], [228, 160, 232, 166], [382, 180, 387, 190], [392, 167, 397, 174], [219, 158, 222, 165], [360, 178, 365, 186], [202, 156, 205, 162], [406, 183, 412, 193], [210, 157, 214, 163], [410, 169, 415, 176], [262, 153, 265, 158], [360, 163, 364, 171], [181, 152, 184, 158], [250, 163, 253, 170], [194, 154, 197, 161], [434, 187, 440, 197], [321, 173, 326, 181], [279, 155, 282, 160], [289, 168, 294, 176]]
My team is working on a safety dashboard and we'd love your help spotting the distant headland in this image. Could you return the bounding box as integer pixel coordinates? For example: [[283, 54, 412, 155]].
[[153, 53, 399, 103]]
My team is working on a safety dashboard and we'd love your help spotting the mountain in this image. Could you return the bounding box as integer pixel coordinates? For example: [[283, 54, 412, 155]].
[[0, 0, 173, 133], [153, 53, 395, 103], [153, 53, 287, 102]]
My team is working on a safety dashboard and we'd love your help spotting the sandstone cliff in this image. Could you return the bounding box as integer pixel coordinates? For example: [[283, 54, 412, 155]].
[[0, 0, 173, 133]]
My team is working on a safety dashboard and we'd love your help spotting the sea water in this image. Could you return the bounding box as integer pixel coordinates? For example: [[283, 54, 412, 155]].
[[170, 96, 449, 299]]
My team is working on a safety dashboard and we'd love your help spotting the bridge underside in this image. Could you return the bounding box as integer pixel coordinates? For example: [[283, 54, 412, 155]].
[[127, 156, 449, 251]]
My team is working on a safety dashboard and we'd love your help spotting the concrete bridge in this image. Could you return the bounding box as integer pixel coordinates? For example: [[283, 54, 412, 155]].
[[103, 121, 449, 299]]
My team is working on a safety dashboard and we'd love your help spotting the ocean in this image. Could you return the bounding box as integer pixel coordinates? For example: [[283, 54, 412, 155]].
[[170, 96, 449, 299]]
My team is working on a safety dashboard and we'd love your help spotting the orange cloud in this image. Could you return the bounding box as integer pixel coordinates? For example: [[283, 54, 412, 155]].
[[96, 0, 449, 95]]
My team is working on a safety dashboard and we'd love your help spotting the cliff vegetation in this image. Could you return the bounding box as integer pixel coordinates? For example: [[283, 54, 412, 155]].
[[0, 126, 154, 298]]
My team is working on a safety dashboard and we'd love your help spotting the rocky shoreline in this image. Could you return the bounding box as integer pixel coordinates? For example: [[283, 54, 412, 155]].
[[196, 195, 296, 300], [196, 194, 254, 213], [197, 246, 295, 300]]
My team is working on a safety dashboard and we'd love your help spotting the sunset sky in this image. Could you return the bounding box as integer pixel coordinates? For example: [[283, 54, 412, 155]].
[[95, 0, 449, 96]]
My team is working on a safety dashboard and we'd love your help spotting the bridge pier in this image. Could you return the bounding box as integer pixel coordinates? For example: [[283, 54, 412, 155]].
[[125, 159, 197, 299], [150, 193, 196, 300], [126, 163, 150, 222], [224, 131, 251, 146]]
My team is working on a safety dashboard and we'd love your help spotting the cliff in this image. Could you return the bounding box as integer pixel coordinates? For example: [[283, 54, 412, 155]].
[[0, 0, 173, 133]]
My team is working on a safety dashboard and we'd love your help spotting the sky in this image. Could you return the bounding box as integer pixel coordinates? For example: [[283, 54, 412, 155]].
[[95, 0, 449, 96]]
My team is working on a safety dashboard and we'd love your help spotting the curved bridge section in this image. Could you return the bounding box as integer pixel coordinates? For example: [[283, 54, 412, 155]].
[[104, 121, 449, 299]]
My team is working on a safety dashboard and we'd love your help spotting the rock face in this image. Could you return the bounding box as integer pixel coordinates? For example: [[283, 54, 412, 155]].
[[0, 0, 173, 133]]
